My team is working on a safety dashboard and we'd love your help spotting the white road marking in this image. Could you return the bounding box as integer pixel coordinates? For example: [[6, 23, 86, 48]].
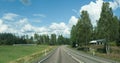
[[38, 48, 57, 63], [71, 55, 84, 63], [66, 52, 84, 63]]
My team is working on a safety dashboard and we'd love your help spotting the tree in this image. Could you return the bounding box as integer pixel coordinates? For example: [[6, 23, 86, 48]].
[[34, 33, 50, 45], [70, 11, 92, 48], [34, 33, 39, 44], [57, 35, 64, 45], [50, 34, 56, 45], [70, 25, 77, 47], [92, 26, 98, 40], [112, 16, 119, 41], [117, 18, 120, 46], [97, 2, 119, 54], [57, 35, 70, 45], [77, 11, 92, 47], [45, 35, 50, 45], [0, 33, 27, 45], [42, 34, 50, 44], [64, 38, 70, 45]]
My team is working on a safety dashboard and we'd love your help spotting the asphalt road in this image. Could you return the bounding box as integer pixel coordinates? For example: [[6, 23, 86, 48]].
[[38, 46, 119, 63]]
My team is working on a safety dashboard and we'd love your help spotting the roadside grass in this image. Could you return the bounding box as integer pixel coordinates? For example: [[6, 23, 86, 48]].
[[96, 52, 120, 62], [88, 45, 120, 62], [0, 45, 53, 63], [95, 46, 120, 62], [68, 45, 120, 62]]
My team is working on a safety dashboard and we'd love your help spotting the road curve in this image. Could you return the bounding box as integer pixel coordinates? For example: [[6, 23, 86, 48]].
[[38, 45, 119, 63]]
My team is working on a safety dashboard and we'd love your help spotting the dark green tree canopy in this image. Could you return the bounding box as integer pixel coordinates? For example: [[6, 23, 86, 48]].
[[97, 2, 119, 42], [71, 10, 93, 47]]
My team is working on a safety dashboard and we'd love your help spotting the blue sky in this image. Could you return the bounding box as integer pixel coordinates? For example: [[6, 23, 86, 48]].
[[0, 0, 91, 26], [0, 0, 120, 37]]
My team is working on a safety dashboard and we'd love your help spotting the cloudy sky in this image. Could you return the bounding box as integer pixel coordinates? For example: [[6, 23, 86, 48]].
[[0, 0, 120, 37]]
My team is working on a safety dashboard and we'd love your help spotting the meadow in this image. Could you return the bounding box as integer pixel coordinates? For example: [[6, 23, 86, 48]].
[[0, 45, 50, 63]]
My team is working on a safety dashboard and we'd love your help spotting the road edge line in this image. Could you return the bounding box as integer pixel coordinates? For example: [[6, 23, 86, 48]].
[[66, 52, 84, 63], [38, 48, 57, 63]]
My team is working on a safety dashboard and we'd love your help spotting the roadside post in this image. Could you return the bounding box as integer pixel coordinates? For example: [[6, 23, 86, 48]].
[[90, 47, 95, 56], [45, 49, 47, 56], [92, 48, 95, 56]]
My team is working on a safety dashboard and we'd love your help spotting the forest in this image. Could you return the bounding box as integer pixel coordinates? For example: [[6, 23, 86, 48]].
[[70, 2, 120, 54], [0, 33, 70, 45]]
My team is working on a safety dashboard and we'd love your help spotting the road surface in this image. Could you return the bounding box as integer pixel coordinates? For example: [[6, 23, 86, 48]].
[[38, 46, 119, 63]]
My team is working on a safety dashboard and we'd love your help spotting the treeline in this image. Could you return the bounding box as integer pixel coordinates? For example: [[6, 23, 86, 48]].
[[70, 2, 120, 53], [34, 33, 70, 45], [0, 33, 27, 45], [0, 33, 70, 45]]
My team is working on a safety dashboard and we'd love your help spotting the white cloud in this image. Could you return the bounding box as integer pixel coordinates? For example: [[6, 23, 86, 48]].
[[109, 0, 120, 10], [80, 0, 103, 26], [80, 0, 120, 26], [0, 12, 78, 37], [50, 22, 67, 30], [0, 19, 8, 32], [21, 24, 48, 34], [0, 0, 119, 38], [62, 28, 70, 37], [36, 27, 48, 33], [21, 24, 34, 33], [68, 16, 78, 28], [49, 22, 70, 37], [7, 28, 18, 33], [19, 18, 28, 23], [18, 18, 28, 25], [19, 22, 69, 37], [2, 13, 19, 21]]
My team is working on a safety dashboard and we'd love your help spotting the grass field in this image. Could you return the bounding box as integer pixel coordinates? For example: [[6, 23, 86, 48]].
[[0, 45, 50, 63]]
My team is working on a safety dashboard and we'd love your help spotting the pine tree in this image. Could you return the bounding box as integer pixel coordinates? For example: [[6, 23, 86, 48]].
[[77, 11, 92, 47], [97, 2, 119, 54], [50, 34, 56, 45], [71, 25, 77, 47]]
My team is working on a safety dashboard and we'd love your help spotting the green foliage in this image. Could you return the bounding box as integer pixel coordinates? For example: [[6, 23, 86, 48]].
[[70, 2, 120, 53], [34, 34, 50, 45], [50, 34, 56, 45], [97, 2, 119, 42], [96, 2, 119, 54], [109, 41, 117, 46], [117, 19, 120, 46], [57, 35, 64, 45], [34, 33, 69, 45], [78, 11, 92, 46], [70, 25, 77, 47], [71, 11, 93, 47], [0, 33, 28, 45], [57, 35, 70, 45]]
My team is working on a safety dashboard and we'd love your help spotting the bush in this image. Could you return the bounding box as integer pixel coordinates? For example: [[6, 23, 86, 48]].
[[116, 40, 120, 46], [97, 48, 105, 53], [77, 47, 84, 50], [77, 46, 89, 51], [109, 41, 117, 46]]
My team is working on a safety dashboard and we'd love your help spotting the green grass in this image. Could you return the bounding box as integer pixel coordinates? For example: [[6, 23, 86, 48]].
[[0, 45, 49, 63], [69, 45, 120, 62]]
